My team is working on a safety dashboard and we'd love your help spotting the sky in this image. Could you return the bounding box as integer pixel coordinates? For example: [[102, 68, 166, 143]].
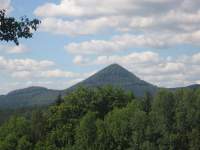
[[0, 0, 200, 94]]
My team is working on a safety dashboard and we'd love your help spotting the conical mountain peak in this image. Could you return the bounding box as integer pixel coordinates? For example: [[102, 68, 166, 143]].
[[106, 63, 124, 69], [93, 63, 140, 82], [69, 64, 157, 96], [102, 63, 133, 74]]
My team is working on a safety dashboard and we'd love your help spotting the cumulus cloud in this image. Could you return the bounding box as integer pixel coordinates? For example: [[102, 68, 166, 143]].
[[34, 0, 182, 17], [40, 69, 80, 78], [74, 51, 161, 66], [73, 51, 160, 65], [0, 44, 28, 54], [65, 32, 200, 55], [72, 51, 200, 88], [192, 53, 200, 63], [35, 0, 200, 39], [0, 0, 13, 13], [39, 69, 96, 79], [11, 71, 31, 78], [40, 17, 118, 36], [73, 55, 89, 65], [0, 56, 54, 72], [0, 56, 94, 79], [65, 39, 123, 55]]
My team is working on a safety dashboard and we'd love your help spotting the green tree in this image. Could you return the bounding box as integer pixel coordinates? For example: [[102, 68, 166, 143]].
[[75, 111, 97, 150], [104, 102, 139, 150], [149, 90, 176, 149], [31, 110, 47, 144], [55, 93, 64, 105], [174, 89, 200, 150], [95, 119, 111, 150], [130, 110, 148, 150], [17, 136, 32, 150], [91, 86, 133, 118], [143, 92, 153, 114], [0, 133, 18, 150], [0, 116, 30, 150]]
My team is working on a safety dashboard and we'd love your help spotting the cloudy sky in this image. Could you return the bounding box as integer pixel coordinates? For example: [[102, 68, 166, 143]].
[[1, 0, 200, 94]]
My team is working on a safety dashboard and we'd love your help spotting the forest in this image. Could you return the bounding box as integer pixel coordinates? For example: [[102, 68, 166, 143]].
[[0, 86, 199, 150]]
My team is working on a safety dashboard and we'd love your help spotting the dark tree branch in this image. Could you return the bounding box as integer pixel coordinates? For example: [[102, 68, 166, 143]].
[[0, 9, 41, 45]]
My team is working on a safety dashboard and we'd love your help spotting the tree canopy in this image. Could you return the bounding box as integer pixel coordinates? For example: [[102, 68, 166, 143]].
[[0, 86, 199, 150]]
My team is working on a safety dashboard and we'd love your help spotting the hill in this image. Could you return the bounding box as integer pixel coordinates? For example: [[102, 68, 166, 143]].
[[0, 64, 199, 108], [169, 84, 200, 91], [0, 87, 60, 108], [68, 64, 158, 96]]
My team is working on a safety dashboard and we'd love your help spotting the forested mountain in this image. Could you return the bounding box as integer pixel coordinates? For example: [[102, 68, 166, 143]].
[[0, 87, 60, 108], [0, 64, 158, 108], [69, 64, 158, 96], [0, 64, 199, 108]]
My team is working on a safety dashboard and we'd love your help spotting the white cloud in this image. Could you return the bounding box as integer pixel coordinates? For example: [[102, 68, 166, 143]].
[[65, 31, 200, 55], [30, 69, 93, 79], [40, 17, 118, 36], [0, 44, 28, 54], [40, 69, 80, 78], [11, 71, 31, 78], [192, 52, 200, 63], [35, 0, 200, 39], [65, 39, 123, 55], [73, 51, 160, 65], [34, 0, 182, 17], [73, 51, 200, 88], [73, 55, 89, 65], [76, 51, 160, 65], [0, 0, 13, 13], [0, 56, 93, 83], [0, 55, 97, 94], [0, 56, 54, 74]]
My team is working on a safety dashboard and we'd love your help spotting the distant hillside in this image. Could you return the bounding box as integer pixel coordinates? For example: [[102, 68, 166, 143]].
[[181, 84, 200, 89], [68, 64, 158, 96], [168, 84, 200, 91], [0, 64, 199, 108], [0, 87, 60, 108]]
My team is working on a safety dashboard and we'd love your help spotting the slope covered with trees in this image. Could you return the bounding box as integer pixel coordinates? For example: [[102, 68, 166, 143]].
[[69, 64, 157, 97], [0, 87, 60, 109], [0, 64, 158, 108], [0, 86, 199, 150]]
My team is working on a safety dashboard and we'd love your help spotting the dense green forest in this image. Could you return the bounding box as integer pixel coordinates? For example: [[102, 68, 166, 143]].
[[0, 86, 199, 150], [0, 107, 47, 125]]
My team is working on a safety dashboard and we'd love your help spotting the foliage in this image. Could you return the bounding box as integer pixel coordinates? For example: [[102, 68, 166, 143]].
[[0, 9, 40, 45], [0, 86, 199, 150]]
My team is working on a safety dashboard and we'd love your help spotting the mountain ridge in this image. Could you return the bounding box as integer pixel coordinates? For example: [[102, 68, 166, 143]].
[[0, 64, 199, 108], [68, 63, 157, 96], [7, 86, 49, 96]]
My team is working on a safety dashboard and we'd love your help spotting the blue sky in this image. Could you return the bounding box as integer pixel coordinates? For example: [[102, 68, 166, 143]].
[[0, 0, 200, 94]]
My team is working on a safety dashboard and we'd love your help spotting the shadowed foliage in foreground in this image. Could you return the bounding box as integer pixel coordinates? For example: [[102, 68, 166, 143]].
[[0, 86, 199, 150]]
